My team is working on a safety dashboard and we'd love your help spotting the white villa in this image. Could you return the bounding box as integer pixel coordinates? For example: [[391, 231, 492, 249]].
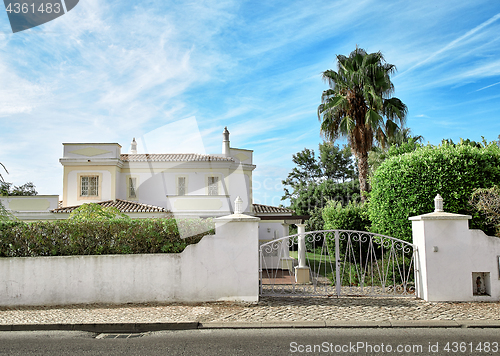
[[58, 127, 254, 217], [1, 127, 307, 246]]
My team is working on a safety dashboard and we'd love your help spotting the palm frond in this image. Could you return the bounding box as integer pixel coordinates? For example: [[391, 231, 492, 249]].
[[383, 97, 408, 125], [0, 162, 7, 183], [365, 109, 383, 129]]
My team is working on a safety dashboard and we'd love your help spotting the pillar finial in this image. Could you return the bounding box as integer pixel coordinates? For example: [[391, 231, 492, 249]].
[[434, 194, 444, 212], [234, 196, 243, 214]]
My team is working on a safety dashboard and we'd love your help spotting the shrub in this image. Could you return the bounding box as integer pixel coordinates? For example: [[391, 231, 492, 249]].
[[69, 203, 130, 221], [0, 218, 214, 257], [469, 185, 500, 237], [322, 201, 370, 257], [369, 142, 500, 241], [290, 180, 360, 215], [289, 180, 360, 236], [305, 207, 325, 232], [0, 201, 16, 222], [323, 201, 370, 231]]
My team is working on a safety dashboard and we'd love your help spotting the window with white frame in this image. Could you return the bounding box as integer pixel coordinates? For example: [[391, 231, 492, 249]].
[[80, 176, 99, 197], [128, 177, 137, 198], [177, 176, 186, 196], [208, 176, 219, 195]]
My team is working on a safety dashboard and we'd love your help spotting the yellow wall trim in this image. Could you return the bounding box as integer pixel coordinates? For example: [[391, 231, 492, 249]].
[[69, 148, 112, 157], [8, 199, 51, 211]]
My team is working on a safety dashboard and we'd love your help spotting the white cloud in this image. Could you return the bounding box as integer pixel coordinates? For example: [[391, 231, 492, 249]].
[[474, 81, 500, 92], [136, 116, 206, 154], [0, 61, 50, 116]]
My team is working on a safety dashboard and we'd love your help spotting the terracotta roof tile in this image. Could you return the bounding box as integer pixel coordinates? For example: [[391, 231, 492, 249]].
[[252, 204, 294, 215], [52, 199, 167, 213], [120, 154, 234, 162]]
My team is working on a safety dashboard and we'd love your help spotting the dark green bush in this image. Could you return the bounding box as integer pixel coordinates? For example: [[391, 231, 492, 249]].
[[289, 180, 360, 216], [321, 201, 371, 257], [369, 142, 500, 241], [323, 201, 370, 231], [0, 218, 214, 257]]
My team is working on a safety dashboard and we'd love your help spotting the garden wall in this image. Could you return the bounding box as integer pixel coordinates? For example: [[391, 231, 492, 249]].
[[0, 213, 260, 306], [411, 196, 500, 302]]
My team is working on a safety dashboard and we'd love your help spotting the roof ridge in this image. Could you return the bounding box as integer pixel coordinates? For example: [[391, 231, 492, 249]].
[[119, 153, 234, 162], [252, 203, 295, 214], [253, 203, 294, 209], [52, 200, 166, 213]]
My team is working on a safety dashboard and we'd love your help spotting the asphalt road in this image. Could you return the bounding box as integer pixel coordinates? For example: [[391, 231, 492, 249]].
[[0, 328, 499, 356]]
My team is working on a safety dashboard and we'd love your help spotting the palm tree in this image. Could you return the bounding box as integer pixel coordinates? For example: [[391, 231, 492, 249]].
[[318, 47, 407, 200]]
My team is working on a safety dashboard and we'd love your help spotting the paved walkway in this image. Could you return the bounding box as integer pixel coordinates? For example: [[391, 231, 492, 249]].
[[1, 296, 499, 329]]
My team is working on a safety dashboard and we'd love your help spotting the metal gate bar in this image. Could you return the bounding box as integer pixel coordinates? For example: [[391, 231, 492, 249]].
[[259, 229, 417, 297]]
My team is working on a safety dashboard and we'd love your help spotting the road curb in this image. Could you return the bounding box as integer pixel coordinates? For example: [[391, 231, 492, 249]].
[[198, 320, 500, 330], [0, 322, 199, 333], [460, 320, 500, 328], [1, 320, 500, 332]]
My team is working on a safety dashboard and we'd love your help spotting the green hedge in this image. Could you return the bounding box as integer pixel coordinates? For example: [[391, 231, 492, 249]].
[[0, 218, 214, 257], [323, 201, 370, 231], [369, 142, 500, 241]]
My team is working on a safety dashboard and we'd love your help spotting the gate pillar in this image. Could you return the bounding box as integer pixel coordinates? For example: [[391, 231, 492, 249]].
[[294, 223, 310, 283], [409, 195, 472, 301]]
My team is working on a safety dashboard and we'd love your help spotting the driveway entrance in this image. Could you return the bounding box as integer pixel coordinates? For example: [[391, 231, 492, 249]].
[[259, 230, 417, 297]]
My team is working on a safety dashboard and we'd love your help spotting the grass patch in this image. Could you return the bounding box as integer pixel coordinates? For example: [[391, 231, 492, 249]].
[[289, 250, 335, 280], [289, 250, 414, 288]]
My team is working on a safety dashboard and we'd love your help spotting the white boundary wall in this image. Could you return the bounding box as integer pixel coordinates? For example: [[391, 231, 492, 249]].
[[410, 196, 500, 302], [0, 213, 260, 306]]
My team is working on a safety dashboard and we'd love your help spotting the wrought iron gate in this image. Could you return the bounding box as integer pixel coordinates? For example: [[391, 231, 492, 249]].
[[259, 230, 418, 297]]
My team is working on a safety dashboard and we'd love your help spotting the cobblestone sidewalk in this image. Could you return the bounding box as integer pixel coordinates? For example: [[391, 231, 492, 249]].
[[1, 297, 499, 325]]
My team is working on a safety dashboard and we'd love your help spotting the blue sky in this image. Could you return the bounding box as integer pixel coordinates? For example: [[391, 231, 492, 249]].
[[1, 0, 499, 207]]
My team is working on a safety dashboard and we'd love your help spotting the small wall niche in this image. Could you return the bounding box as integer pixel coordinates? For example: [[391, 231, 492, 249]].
[[472, 272, 490, 296]]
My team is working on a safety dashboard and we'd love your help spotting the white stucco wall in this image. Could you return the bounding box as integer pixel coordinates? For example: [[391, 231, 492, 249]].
[[0, 195, 59, 212], [0, 214, 259, 306], [226, 165, 253, 214], [0, 195, 63, 221], [115, 166, 251, 217], [258, 221, 294, 270], [66, 169, 113, 207], [258, 221, 288, 241], [411, 211, 500, 302]]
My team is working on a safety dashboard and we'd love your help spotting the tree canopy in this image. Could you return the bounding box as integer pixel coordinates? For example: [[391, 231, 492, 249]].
[[318, 47, 407, 200], [282, 142, 358, 230], [282, 142, 356, 203], [0, 181, 38, 196]]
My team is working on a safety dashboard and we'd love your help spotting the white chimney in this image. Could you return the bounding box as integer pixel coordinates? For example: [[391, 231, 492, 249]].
[[130, 138, 137, 154], [222, 127, 230, 157]]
